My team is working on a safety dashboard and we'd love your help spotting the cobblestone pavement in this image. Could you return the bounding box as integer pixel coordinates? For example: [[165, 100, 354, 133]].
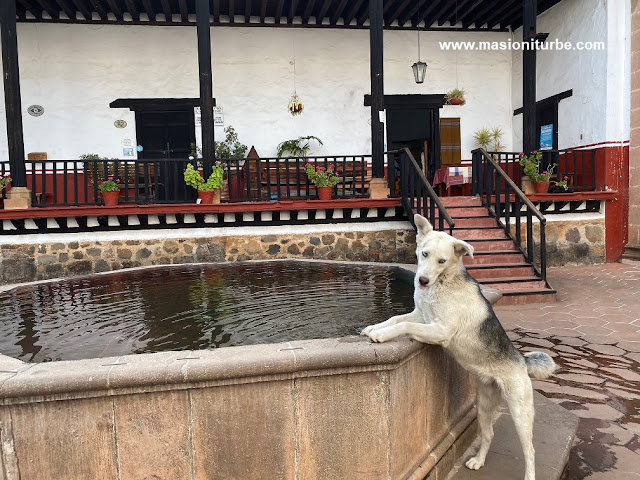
[[494, 263, 640, 479]]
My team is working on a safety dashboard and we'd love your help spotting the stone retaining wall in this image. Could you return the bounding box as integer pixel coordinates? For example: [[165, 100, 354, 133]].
[[511, 215, 606, 267], [0, 223, 417, 286]]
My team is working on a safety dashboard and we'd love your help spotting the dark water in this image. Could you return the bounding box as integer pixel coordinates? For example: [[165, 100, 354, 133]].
[[0, 262, 415, 363]]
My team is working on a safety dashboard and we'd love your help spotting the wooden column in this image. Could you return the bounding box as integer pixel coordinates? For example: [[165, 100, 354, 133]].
[[196, 0, 215, 175], [369, 0, 384, 179], [0, 0, 26, 186], [522, 0, 537, 154]]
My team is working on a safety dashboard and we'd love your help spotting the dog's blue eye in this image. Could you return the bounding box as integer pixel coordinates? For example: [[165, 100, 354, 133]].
[[422, 251, 428, 258], [438, 259, 446, 264]]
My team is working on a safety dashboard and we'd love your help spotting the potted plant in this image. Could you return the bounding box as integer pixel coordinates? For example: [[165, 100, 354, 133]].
[[518, 151, 557, 194], [473, 127, 504, 152], [184, 162, 225, 204], [305, 162, 339, 200], [99, 177, 121, 206], [213, 126, 248, 199], [277, 136, 323, 157], [0, 174, 11, 191], [550, 175, 574, 194], [445, 88, 466, 106]]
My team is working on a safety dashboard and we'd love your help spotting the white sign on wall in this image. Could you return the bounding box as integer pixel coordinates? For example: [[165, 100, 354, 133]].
[[195, 107, 224, 126]]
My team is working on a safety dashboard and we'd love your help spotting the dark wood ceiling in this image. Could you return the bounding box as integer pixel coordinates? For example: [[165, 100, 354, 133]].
[[15, 0, 563, 31]]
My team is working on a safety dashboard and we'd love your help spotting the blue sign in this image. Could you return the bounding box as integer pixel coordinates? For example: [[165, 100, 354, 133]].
[[137, 145, 143, 152], [540, 124, 553, 150]]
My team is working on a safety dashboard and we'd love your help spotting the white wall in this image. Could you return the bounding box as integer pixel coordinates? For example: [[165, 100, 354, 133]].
[[0, 23, 513, 161], [511, 0, 630, 150]]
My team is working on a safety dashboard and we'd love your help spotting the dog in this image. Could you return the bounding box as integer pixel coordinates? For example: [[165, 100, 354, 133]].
[[361, 214, 556, 480]]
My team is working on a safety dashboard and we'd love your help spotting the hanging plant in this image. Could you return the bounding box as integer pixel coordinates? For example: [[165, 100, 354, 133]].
[[288, 93, 304, 116]]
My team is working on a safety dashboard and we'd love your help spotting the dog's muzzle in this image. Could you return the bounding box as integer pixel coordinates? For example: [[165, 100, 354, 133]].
[[418, 276, 429, 288]]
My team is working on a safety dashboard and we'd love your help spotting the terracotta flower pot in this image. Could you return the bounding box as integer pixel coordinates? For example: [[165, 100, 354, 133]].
[[521, 176, 535, 195], [101, 190, 120, 206], [534, 181, 550, 194], [317, 186, 333, 201], [448, 98, 464, 105], [198, 189, 221, 204]]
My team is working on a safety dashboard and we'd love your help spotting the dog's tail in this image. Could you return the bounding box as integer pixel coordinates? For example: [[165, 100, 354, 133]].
[[523, 351, 557, 379]]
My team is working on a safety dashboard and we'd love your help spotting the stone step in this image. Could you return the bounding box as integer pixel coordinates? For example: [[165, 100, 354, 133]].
[[466, 239, 519, 252], [437, 206, 490, 217], [463, 252, 525, 265], [439, 196, 483, 207], [447, 217, 498, 228], [496, 288, 557, 305], [467, 264, 535, 279], [453, 228, 508, 240]]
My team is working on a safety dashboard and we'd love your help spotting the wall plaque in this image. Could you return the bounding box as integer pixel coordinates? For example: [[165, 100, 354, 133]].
[[27, 105, 44, 117], [114, 120, 127, 128]]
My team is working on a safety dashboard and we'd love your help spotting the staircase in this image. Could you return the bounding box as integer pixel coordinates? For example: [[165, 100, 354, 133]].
[[439, 196, 556, 305]]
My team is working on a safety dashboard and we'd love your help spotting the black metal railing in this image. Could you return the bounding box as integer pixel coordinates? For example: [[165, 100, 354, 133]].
[[0, 155, 372, 207], [397, 148, 454, 234], [472, 149, 547, 281], [487, 149, 597, 191]]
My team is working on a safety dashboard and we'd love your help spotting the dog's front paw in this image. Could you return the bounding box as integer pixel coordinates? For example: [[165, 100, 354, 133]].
[[465, 456, 485, 470], [365, 328, 389, 343], [360, 325, 377, 336]]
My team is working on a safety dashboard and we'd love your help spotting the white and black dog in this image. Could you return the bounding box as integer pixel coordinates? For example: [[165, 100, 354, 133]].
[[361, 214, 556, 480]]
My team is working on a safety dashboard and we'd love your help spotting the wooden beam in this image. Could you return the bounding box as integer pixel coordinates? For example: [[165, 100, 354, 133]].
[[229, 0, 235, 23], [383, 0, 397, 15], [302, 0, 316, 23], [178, 0, 188, 22], [244, 0, 251, 23], [485, 0, 519, 29], [88, 0, 107, 20], [105, 0, 122, 20], [16, 5, 27, 18], [0, 0, 27, 186], [141, 0, 155, 21], [71, 0, 91, 20], [369, 0, 384, 179], [522, 0, 537, 154], [356, 6, 368, 25], [445, 0, 477, 26], [56, 0, 77, 19], [110, 98, 216, 110], [275, 0, 284, 23], [259, 0, 266, 23], [160, 0, 172, 21], [316, 0, 332, 25], [343, 0, 364, 26], [411, 1, 441, 27], [331, 0, 348, 25], [460, 0, 502, 27], [18, 0, 43, 19], [387, 0, 412, 25], [288, 0, 298, 24], [123, 0, 139, 20], [213, 0, 220, 22], [196, 0, 215, 175], [398, 0, 429, 27], [423, 0, 456, 29], [35, 0, 59, 18]]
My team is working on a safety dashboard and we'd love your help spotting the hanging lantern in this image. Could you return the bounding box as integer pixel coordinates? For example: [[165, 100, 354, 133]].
[[412, 61, 428, 84], [288, 93, 304, 116], [412, 30, 427, 84]]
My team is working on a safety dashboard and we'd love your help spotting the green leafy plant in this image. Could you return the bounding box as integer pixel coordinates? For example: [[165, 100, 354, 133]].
[[555, 175, 569, 190], [215, 126, 248, 159], [445, 88, 466, 105], [518, 151, 556, 183], [305, 162, 339, 187], [184, 162, 224, 191], [277, 136, 323, 157], [98, 177, 120, 192], [0, 174, 11, 189], [189, 142, 202, 159], [473, 127, 504, 151]]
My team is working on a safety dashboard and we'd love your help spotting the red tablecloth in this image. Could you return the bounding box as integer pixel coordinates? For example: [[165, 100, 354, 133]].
[[432, 167, 471, 188]]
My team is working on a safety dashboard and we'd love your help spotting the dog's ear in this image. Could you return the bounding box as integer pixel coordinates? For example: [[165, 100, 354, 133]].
[[414, 214, 433, 240], [454, 239, 474, 259]]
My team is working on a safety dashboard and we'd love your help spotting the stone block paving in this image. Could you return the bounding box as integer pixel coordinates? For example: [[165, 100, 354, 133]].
[[494, 263, 640, 479]]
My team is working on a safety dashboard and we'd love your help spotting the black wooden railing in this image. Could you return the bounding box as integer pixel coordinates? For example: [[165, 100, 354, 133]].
[[472, 149, 547, 281], [487, 149, 597, 191], [396, 148, 455, 234], [0, 155, 371, 207]]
